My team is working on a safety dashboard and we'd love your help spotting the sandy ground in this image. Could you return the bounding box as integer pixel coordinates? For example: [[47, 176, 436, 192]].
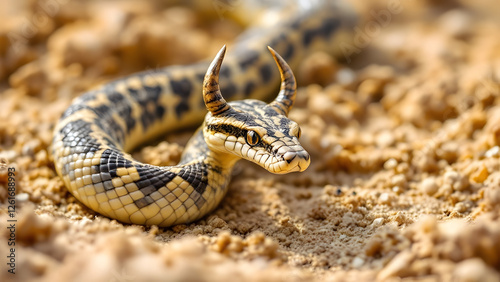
[[1, 0, 500, 281]]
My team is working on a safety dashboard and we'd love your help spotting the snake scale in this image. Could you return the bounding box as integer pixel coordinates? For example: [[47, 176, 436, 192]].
[[51, 1, 355, 227]]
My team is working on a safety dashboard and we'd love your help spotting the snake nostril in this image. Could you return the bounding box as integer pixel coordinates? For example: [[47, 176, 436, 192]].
[[295, 150, 310, 161]]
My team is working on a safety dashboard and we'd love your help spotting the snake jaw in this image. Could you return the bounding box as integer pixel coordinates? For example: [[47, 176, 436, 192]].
[[262, 138, 310, 174]]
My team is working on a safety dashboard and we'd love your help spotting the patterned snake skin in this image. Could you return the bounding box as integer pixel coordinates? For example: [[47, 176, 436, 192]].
[[51, 2, 356, 227]]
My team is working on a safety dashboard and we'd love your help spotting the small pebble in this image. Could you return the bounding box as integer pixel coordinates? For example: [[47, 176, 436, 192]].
[[421, 177, 439, 196], [443, 170, 459, 185], [376, 130, 395, 148], [352, 256, 365, 268], [379, 193, 391, 205], [471, 165, 489, 183], [336, 68, 356, 85], [443, 170, 469, 192], [372, 218, 384, 227], [391, 174, 406, 188], [484, 146, 500, 158], [484, 186, 500, 207], [16, 193, 29, 202], [384, 158, 398, 170], [453, 202, 467, 213]]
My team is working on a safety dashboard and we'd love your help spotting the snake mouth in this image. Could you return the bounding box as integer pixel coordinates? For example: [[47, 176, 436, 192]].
[[261, 149, 311, 174]]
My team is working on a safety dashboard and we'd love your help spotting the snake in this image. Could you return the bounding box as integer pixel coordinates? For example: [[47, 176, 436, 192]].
[[51, 1, 356, 227]]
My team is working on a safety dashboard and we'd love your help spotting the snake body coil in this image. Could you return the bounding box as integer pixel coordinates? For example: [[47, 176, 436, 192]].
[[52, 3, 354, 226]]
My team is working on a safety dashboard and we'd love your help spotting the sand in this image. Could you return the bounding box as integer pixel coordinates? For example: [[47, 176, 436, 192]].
[[1, 0, 500, 281]]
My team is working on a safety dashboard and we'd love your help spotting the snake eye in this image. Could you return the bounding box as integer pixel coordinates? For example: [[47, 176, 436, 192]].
[[246, 130, 260, 146], [297, 127, 302, 139]]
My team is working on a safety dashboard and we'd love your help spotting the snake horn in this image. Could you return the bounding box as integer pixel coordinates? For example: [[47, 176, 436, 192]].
[[203, 45, 231, 115], [267, 46, 297, 116]]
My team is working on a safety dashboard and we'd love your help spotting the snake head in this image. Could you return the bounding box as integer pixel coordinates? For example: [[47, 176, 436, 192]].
[[202, 46, 310, 174]]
